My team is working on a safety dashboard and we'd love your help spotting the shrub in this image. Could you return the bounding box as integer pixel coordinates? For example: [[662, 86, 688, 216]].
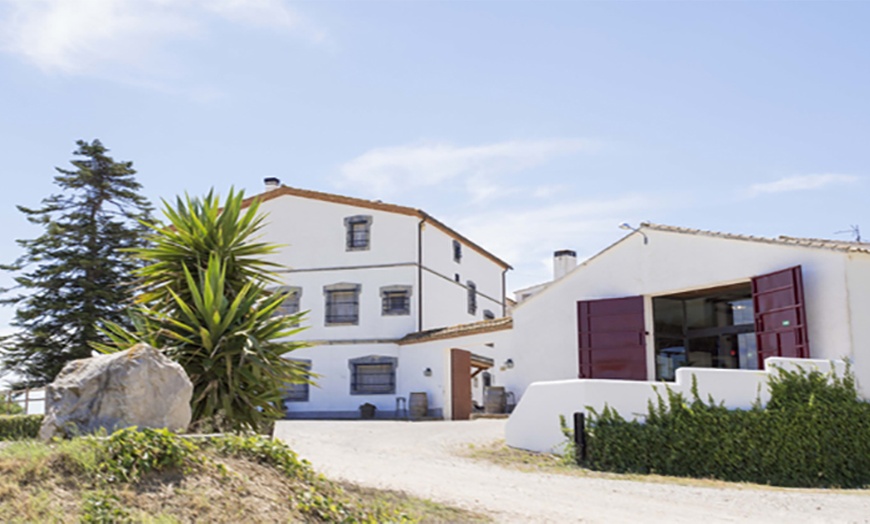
[[581, 366, 870, 488], [0, 399, 24, 415], [0, 415, 43, 440], [98, 427, 201, 483]]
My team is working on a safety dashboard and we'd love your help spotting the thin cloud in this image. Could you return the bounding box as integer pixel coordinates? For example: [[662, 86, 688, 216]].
[[747, 174, 859, 198], [0, 0, 322, 77], [450, 194, 655, 291], [336, 138, 598, 200]]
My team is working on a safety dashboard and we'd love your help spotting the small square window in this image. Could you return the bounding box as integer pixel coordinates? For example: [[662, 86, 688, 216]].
[[350, 356, 397, 395], [273, 286, 301, 317], [345, 215, 372, 251], [325, 284, 361, 325], [453, 239, 462, 262], [284, 359, 311, 403], [483, 309, 495, 320], [381, 286, 411, 316]]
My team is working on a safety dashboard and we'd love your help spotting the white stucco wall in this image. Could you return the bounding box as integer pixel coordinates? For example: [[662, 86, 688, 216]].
[[506, 357, 848, 453], [258, 193, 418, 270], [503, 229, 861, 400], [250, 190, 510, 419], [845, 254, 870, 393], [398, 327, 514, 419], [285, 343, 401, 418]]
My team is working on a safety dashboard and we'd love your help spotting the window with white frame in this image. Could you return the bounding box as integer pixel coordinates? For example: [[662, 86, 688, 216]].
[[380, 285, 411, 316], [467, 280, 477, 315], [324, 283, 361, 325], [453, 239, 462, 262], [349, 355, 397, 395], [344, 215, 372, 251], [283, 359, 311, 402]]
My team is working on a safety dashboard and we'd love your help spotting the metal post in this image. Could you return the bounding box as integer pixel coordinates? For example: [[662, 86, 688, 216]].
[[573, 412, 586, 465]]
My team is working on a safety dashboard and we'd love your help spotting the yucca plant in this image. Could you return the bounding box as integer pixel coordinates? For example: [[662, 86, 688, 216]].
[[97, 189, 310, 431]]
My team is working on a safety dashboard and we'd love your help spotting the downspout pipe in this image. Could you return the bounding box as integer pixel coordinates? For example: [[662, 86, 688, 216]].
[[501, 267, 508, 317], [417, 216, 426, 332]]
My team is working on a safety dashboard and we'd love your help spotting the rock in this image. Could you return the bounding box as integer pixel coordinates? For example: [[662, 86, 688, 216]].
[[39, 344, 192, 440]]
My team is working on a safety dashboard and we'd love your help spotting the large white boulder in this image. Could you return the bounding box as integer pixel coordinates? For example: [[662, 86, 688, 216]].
[[39, 343, 192, 440]]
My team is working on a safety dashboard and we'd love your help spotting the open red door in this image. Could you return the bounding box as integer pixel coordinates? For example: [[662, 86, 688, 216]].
[[752, 265, 809, 367], [577, 296, 646, 380]]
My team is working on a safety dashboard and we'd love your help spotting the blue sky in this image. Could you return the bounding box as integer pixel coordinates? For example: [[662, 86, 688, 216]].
[[0, 0, 868, 351]]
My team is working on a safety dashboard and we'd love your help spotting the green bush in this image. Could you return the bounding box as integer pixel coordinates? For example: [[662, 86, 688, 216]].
[[0, 414, 43, 440], [582, 366, 870, 488], [0, 399, 24, 415], [98, 427, 201, 483]]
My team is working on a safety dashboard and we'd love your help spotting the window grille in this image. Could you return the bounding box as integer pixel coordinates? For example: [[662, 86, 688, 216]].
[[453, 239, 462, 262], [380, 285, 411, 316], [274, 287, 301, 317], [283, 360, 311, 402], [325, 285, 360, 325], [344, 215, 372, 251], [351, 363, 395, 395], [467, 281, 477, 315]]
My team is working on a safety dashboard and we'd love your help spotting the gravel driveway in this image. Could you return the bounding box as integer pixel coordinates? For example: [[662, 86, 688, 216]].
[[273, 419, 869, 523]]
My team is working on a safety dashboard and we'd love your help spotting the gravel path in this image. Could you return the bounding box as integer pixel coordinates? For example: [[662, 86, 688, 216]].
[[273, 419, 870, 523]]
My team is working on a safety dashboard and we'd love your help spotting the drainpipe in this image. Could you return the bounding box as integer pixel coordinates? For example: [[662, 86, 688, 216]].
[[417, 215, 426, 332], [501, 268, 508, 317]]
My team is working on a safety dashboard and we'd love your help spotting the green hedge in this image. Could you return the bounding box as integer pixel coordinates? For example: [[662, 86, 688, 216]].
[[0, 415, 44, 440], [582, 366, 870, 488]]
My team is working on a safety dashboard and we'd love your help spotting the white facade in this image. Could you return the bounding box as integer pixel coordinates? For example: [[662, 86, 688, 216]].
[[501, 225, 870, 401], [248, 183, 511, 419]]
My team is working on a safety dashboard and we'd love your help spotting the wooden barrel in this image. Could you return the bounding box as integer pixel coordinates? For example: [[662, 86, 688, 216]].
[[409, 392, 428, 419], [484, 386, 506, 414]]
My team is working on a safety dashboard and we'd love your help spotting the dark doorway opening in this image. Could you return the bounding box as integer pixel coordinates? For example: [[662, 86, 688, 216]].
[[653, 282, 756, 381]]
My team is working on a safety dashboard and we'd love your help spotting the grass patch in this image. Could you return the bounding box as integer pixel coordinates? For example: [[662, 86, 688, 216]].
[[0, 428, 484, 523]]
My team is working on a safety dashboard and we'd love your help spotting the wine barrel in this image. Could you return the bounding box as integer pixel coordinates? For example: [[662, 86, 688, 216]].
[[484, 386, 506, 414]]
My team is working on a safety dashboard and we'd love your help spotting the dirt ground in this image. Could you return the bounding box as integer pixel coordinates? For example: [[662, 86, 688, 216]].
[[273, 419, 870, 523]]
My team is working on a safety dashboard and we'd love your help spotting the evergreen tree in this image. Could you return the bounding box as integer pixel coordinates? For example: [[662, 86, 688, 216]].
[[0, 140, 153, 386]]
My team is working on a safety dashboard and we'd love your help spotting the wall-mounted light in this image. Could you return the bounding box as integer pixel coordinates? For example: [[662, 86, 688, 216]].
[[423, 367, 432, 377], [619, 223, 648, 245], [504, 358, 514, 369]]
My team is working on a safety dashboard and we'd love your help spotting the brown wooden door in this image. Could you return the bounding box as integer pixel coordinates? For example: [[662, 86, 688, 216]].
[[450, 349, 472, 420], [577, 296, 647, 380], [752, 265, 809, 366]]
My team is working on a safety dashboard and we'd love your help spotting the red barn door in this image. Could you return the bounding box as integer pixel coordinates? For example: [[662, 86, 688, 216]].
[[752, 265, 809, 367], [577, 296, 647, 380]]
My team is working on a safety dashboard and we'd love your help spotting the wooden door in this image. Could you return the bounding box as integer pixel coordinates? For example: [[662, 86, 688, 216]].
[[577, 296, 647, 380], [450, 349, 472, 420], [752, 265, 809, 366]]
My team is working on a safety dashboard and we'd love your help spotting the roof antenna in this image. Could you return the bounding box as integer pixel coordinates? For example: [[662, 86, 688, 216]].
[[834, 225, 861, 242]]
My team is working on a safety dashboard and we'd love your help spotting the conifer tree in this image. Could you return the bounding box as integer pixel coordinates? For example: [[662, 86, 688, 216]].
[[0, 140, 153, 386]]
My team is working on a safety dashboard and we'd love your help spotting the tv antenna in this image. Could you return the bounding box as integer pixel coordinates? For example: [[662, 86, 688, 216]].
[[835, 225, 861, 242]]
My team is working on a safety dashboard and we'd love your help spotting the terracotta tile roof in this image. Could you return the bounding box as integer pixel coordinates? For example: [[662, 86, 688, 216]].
[[398, 317, 513, 345], [243, 185, 511, 269], [641, 223, 870, 255]]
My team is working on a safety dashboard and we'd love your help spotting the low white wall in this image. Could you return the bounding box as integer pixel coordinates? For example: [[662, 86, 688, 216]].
[[505, 357, 848, 453]]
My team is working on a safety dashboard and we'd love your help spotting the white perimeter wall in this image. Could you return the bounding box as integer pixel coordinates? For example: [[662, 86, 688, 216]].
[[503, 230, 860, 400], [506, 357, 848, 453]]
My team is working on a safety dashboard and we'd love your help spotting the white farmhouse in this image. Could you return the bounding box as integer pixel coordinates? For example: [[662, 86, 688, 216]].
[[247, 179, 513, 420], [503, 223, 870, 451]]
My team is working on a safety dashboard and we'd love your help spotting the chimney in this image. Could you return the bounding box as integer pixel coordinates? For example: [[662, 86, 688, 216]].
[[553, 249, 577, 280], [264, 177, 281, 191]]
